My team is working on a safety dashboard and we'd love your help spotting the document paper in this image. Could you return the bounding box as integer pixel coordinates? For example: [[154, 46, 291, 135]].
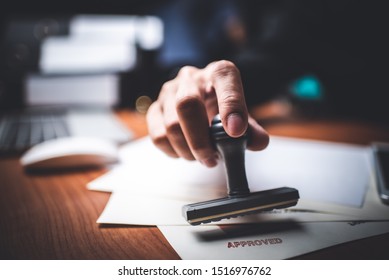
[[158, 221, 389, 259], [89, 136, 389, 225], [87, 136, 389, 259]]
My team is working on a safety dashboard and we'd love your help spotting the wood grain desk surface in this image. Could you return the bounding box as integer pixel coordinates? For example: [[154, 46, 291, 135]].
[[1, 110, 389, 260]]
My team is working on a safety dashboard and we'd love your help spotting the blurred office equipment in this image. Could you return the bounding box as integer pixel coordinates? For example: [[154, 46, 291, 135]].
[[20, 136, 119, 171], [2, 0, 389, 155], [0, 13, 164, 154], [0, 73, 132, 154], [39, 15, 163, 74]]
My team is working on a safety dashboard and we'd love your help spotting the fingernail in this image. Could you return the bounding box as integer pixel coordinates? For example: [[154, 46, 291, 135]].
[[200, 157, 218, 167], [227, 113, 246, 136]]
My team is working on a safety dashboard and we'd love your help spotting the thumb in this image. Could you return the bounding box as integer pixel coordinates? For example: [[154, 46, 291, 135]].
[[225, 112, 247, 137], [205, 60, 248, 137]]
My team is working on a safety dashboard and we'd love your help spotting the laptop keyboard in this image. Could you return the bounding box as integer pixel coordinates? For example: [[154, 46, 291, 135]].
[[0, 111, 70, 154]]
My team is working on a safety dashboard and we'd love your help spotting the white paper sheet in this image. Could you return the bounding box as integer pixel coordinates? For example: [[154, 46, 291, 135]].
[[95, 190, 354, 226], [245, 137, 371, 207], [89, 136, 388, 226], [88, 136, 389, 259], [88, 137, 227, 198], [95, 178, 389, 226], [158, 221, 389, 259], [89, 136, 370, 207]]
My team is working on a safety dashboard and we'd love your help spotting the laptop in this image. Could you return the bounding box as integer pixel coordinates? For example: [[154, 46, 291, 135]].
[[0, 73, 134, 154]]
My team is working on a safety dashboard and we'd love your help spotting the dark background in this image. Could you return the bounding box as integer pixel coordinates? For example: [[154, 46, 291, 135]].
[[1, 0, 388, 124]]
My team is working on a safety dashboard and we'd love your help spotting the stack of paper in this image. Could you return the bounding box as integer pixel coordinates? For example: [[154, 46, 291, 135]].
[[87, 136, 389, 259]]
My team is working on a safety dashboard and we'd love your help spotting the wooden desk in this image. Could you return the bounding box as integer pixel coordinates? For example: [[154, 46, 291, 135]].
[[1, 110, 389, 259]]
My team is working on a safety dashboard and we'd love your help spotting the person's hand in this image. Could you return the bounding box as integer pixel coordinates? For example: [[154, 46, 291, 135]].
[[146, 60, 269, 167]]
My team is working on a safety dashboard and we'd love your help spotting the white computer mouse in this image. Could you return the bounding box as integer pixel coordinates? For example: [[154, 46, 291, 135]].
[[20, 136, 119, 171]]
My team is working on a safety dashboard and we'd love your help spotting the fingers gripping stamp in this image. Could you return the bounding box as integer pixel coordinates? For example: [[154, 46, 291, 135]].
[[182, 115, 300, 225]]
